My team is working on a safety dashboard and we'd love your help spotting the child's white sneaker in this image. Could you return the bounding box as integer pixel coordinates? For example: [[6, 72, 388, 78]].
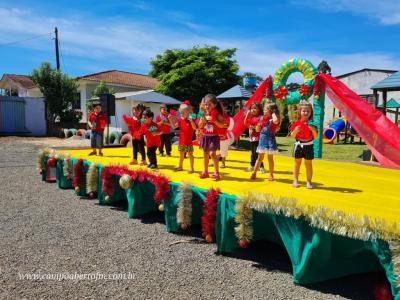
[[260, 167, 266, 174], [246, 166, 254, 172]]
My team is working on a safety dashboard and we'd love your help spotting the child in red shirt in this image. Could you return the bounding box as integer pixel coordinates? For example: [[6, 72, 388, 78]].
[[290, 100, 318, 189], [156, 104, 172, 157], [198, 94, 226, 181], [142, 109, 162, 169], [123, 103, 146, 165], [244, 102, 265, 173], [168, 103, 197, 173], [87, 102, 107, 156], [218, 101, 234, 168], [251, 103, 280, 181]]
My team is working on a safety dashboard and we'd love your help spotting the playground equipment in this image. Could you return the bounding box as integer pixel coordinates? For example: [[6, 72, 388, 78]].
[[323, 118, 347, 144]]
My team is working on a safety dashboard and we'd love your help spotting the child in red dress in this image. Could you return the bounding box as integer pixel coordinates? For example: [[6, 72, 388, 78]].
[[168, 103, 197, 173]]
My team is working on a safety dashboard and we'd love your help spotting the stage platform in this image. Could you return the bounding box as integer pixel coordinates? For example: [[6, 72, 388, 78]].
[[38, 145, 400, 298], [59, 145, 400, 232]]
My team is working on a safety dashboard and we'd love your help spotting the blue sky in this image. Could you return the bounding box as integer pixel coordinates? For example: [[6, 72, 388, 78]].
[[0, 0, 399, 78]]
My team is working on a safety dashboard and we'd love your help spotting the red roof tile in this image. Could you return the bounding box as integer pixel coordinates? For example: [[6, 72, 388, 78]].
[[76, 70, 159, 89], [0, 74, 36, 89]]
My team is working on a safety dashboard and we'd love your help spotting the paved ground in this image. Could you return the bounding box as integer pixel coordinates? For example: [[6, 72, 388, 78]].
[[0, 137, 384, 299]]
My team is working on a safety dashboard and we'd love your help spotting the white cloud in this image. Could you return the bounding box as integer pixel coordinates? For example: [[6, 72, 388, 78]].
[[292, 0, 400, 25], [0, 6, 398, 77]]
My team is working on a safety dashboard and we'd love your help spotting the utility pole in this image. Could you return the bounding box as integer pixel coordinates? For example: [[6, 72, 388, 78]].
[[54, 27, 60, 70]]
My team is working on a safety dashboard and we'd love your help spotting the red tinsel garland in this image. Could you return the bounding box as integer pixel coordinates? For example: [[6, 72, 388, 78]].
[[73, 159, 84, 189], [102, 165, 170, 204], [299, 84, 310, 97], [201, 188, 221, 243], [313, 74, 323, 99], [274, 85, 288, 101], [265, 75, 273, 99]]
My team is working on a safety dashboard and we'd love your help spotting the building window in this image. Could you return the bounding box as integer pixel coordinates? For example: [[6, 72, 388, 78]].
[[73, 92, 81, 109]]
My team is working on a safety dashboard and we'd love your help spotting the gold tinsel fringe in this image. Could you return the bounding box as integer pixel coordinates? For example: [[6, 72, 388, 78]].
[[37, 148, 51, 170], [86, 163, 98, 194], [62, 153, 72, 178], [389, 241, 400, 288], [177, 182, 193, 226], [234, 196, 253, 242], [236, 192, 400, 243]]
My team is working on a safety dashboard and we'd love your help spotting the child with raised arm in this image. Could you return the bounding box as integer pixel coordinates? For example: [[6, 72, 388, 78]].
[[198, 94, 226, 181], [87, 102, 107, 156], [244, 102, 265, 173], [251, 103, 280, 181], [123, 103, 146, 165], [142, 109, 162, 169], [290, 100, 318, 189], [168, 103, 197, 173]]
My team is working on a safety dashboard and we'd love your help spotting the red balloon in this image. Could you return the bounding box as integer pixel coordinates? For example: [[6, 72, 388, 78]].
[[374, 282, 393, 300], [47, 157, 56, 167], [205, 234, 213, 243], [239, 240, 248, 249]]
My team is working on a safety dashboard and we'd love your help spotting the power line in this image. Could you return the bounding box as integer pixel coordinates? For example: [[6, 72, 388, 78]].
[[58, 39, 68, 73], [0, 32, 52, 47]]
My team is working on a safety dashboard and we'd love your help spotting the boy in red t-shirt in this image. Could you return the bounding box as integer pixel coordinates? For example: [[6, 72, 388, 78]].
[[123, 103, 146, 165], [156, 104, 172, 157], [142, 109, 162, 169], [87, 102, 107, 156]]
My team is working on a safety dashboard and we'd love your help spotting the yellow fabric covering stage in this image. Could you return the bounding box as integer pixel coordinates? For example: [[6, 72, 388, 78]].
[[60, 146, 400, 229]]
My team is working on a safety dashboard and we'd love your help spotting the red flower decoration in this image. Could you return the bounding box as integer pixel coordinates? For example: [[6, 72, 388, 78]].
[[299, 84, 310, 97], [274, 85, 288, 101]]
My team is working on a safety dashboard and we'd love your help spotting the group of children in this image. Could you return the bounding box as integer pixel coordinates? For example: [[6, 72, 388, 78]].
[[87, 98, 318, 188]]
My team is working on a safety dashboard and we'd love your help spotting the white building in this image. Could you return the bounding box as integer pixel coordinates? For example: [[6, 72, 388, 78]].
[[324, 68, 399, 124]]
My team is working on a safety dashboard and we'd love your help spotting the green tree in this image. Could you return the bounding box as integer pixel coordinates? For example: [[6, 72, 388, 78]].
[[318, 60, 332, 75], [149, 46, 240, 107], [31, 62, 80, 123], [92, 80, 115, 97]]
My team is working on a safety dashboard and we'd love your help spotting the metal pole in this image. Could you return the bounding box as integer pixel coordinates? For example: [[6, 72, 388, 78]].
[[55, 27, 60, 71]]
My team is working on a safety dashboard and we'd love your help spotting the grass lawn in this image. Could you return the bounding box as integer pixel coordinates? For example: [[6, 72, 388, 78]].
[[236, 136, 368, 161]]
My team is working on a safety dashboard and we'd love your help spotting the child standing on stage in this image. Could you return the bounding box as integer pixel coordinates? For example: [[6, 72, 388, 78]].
[[218, 101, 235, 168], [142, 109, 162, 169], [87, 102, 107, 156], [251, 103, 280, 181], [156, 104, 172, 157], [123, 104, 146, 165], [290, 101, 318, 189], [244, 102, 265, 173], [168, 103, 197, 173], [198, 94, 226, 181]]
